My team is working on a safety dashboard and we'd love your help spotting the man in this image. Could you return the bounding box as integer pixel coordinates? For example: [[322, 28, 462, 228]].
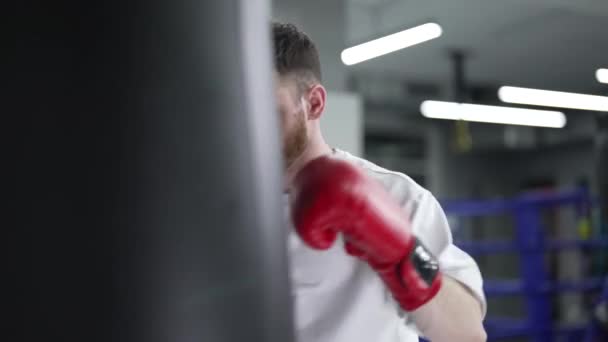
[[273, 22, 487, 342]]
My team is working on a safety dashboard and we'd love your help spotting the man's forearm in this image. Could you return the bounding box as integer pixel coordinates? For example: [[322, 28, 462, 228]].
[[410, 276, 486, 342]]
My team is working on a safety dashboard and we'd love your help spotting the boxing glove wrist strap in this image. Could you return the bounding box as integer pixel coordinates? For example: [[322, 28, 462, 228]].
[[372, 238, 442, 311]]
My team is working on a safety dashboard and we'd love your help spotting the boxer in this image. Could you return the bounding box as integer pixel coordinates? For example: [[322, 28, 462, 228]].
[[274, 22, 486, 342]]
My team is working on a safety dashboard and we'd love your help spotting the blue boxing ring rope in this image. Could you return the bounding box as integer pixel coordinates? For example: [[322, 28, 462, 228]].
[[440, 189, 608, 341]]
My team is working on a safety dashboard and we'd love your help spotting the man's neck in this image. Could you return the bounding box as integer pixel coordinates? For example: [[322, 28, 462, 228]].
[[284, 139, 332, 192]]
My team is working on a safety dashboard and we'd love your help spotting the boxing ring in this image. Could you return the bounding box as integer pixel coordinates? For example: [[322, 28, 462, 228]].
[[442, 189, 608, 341]]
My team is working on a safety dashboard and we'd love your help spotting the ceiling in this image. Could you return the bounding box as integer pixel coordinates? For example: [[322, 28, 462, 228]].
[[346, 0, 608, 94]]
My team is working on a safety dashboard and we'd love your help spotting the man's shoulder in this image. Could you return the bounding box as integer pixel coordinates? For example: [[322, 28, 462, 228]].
[[333, 149, 429, 204]]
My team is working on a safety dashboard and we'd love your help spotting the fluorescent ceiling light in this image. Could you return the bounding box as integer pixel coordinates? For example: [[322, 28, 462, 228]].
[[420, 100, 566, 128], [597, 68, 608, 84], [498, 86, 608, 112], [341, 23, 442, 66]]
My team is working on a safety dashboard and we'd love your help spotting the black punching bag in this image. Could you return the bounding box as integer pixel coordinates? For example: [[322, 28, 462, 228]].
[[9, 1, 293, 342]]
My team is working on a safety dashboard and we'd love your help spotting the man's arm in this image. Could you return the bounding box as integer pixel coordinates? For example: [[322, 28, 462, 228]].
[[411, 276, 486, 342], [289, 157, 486, 341], [406, 190, 486, 342]]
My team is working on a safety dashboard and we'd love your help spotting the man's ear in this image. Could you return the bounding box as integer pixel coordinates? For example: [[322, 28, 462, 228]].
[[306, 84, 326, 120]]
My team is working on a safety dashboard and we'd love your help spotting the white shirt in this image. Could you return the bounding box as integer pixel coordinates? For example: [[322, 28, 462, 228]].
[[285, 149, 486, 342]]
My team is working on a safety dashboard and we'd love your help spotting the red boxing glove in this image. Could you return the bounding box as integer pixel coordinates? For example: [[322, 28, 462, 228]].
[[290, 156, 442, 311]]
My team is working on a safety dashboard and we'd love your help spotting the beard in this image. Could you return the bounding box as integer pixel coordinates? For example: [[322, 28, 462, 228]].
[[283, 109, 308, 170]]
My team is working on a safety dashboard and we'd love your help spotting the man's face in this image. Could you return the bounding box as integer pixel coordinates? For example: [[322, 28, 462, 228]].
[[276, 76, 308, 169]]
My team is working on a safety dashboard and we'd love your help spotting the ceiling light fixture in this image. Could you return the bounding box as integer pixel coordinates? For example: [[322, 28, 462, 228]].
[[498, 86, 608, 112], [597, 68, 608, 84], [341, 22, 442, 66], [420, 100, 566, 128]]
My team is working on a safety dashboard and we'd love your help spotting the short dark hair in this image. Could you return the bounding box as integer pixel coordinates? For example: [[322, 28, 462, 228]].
[[272, 22, 322, 87]]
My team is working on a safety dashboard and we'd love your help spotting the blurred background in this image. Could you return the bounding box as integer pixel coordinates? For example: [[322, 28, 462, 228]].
[[10, 1, 607, 342], [274, 0, 608, 341]]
